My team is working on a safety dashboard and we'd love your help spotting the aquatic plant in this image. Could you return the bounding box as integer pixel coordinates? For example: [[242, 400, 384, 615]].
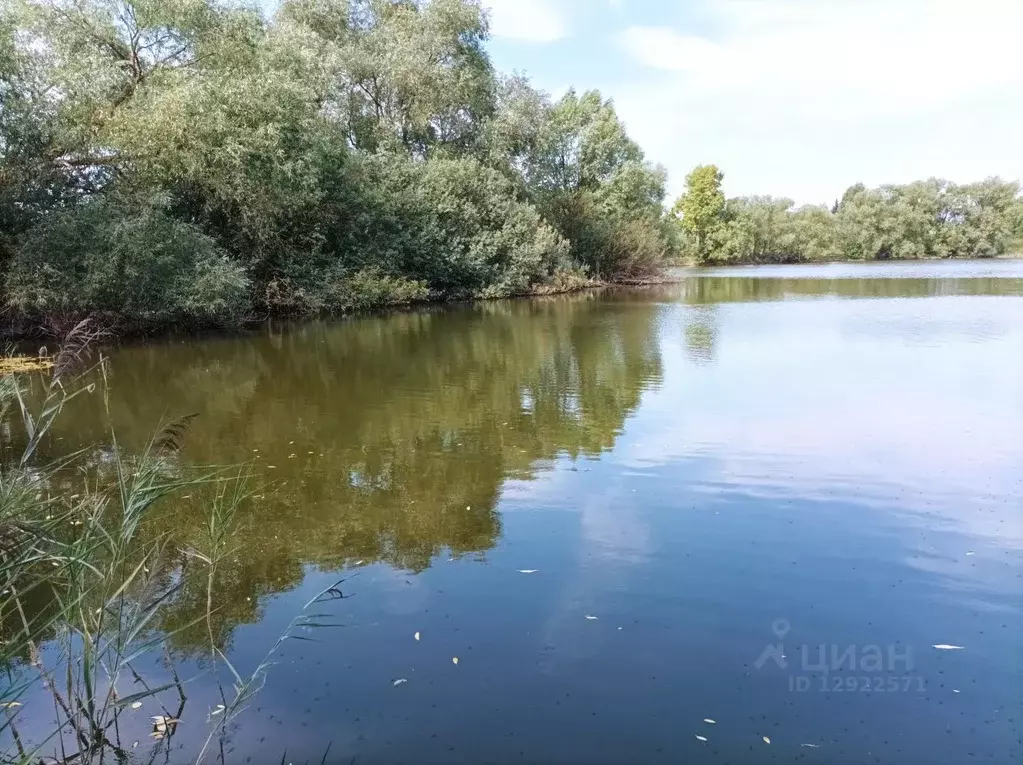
[[0, 323, 341, 764]]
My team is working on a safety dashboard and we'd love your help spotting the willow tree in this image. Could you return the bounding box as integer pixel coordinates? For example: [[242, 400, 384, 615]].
[[279, 0, 495, 156], [486, 82, 669, 278]]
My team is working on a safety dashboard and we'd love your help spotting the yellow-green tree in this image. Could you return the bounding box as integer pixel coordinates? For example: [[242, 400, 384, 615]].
[[673, 164, 725, 260]]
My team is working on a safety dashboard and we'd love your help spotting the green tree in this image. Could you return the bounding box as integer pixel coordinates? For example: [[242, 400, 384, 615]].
[[486, 83, 668, 278], [674, 164, 725, 260]]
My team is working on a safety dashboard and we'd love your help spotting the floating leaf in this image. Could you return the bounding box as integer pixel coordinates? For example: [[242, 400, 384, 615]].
[[932, 644, 965, 650], [392, 678, 408, 686], [585, 615, 598, 621], [414, 632, 421, 642], [801, 743, 820, 748], [695, 735, 708, 742], [211, 704, 226, 716], [130, 701, 143, 710], [452, 657, 459, 665], [762, 736, 771, 744], [518, 569, 539, 574], [0, 702, 22, 708], [965, 551, 975, 556], [703, 719, 716, 724]]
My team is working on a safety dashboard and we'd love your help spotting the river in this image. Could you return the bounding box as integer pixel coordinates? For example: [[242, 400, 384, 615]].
[[15, 260, 1023, 764]]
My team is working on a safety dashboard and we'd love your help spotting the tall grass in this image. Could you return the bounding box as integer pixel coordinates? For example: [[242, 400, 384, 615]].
[[0, 323, 342, 764]]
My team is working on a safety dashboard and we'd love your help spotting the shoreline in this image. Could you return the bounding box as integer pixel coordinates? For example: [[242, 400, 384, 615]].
[[673, 253, 1023, 268], [0, 276, 674, 347], [3, 255, 1017, 348]]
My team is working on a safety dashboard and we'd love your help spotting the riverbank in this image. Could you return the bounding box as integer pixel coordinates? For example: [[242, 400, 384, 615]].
[[9, 255, 1019, 345], [673, 253, 1023, 268], [0, 272, 681, 344]]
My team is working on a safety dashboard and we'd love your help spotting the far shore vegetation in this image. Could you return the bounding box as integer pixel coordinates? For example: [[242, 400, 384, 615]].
[[1, 0, 1021, 337], [672, 165, 1023, 266]]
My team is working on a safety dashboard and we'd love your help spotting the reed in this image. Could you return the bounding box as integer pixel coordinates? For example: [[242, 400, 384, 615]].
[[0, 323, 336, 764]]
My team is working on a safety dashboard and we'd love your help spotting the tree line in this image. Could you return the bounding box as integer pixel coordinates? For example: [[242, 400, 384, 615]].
[[673, 165, 1023, 265], [2, 1, 1021, 334], [0, 0, 671, 332]]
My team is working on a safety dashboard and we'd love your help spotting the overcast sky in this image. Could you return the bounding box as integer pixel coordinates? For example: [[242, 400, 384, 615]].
[[484, 0, 1023, 205]]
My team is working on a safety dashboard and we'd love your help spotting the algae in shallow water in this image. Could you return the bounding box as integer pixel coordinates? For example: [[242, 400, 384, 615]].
[[0, 356, 53, 376]]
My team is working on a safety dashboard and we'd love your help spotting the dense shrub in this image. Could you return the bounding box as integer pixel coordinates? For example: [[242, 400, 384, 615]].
[[7, 198, 250, 330], [0, 1, 672, 332]]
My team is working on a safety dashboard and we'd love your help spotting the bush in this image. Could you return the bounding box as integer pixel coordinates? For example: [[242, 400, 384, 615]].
[[6, 197, 250, 330], [358, 155, 573, 298], [263, 266, 429, 315]]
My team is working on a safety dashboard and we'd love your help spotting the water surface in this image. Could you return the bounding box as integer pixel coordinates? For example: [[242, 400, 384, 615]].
[[23, 260, 1023, 763]]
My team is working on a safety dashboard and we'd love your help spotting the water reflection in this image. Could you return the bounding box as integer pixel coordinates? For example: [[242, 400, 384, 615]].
[[40, 295, 663, 651], [9, 263, 1022, 765]]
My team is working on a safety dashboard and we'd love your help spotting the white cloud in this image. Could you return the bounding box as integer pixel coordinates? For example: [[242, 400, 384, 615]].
[[613, 0, 1023, 203], [484, 0, 568, 43]]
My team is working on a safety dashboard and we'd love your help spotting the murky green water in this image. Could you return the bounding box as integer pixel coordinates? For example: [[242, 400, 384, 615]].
[[19, 261, 1023, 763]]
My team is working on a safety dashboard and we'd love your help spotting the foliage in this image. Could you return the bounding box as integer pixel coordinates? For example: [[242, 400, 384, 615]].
[[673, 164, 725, 258], [674, 169, 1023, 264], [487, 82, 670, 279], [0, 0, 670, 334], [6, 196, 250, 330]]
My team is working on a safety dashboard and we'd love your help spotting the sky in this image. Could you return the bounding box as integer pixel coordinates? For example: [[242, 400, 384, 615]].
[[483, 0, 1023, 205]]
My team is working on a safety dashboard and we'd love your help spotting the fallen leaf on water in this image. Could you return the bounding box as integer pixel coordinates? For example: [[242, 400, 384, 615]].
[[762, 736, 771, 744], [211, 704, 226, 716], [801, 743, 819, 748], [952, 689, 960, 693], [695, 735, 708, 742], [392, 678, 408, 686], [517, 569, 538, 574], [932, 644, 965, 650], [703, 719, 716, 724], [452, 657, 459, 665], [130, 701, 142, 710], [966, 551, 975, 556], [585, 615, 598, 621], [414, 632, 421, 642], [0, 702, 22, 708], [132, 741, 139, 749]]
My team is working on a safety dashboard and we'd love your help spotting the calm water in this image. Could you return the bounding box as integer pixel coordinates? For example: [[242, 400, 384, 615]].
[[19, 261, 1023, 763]]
